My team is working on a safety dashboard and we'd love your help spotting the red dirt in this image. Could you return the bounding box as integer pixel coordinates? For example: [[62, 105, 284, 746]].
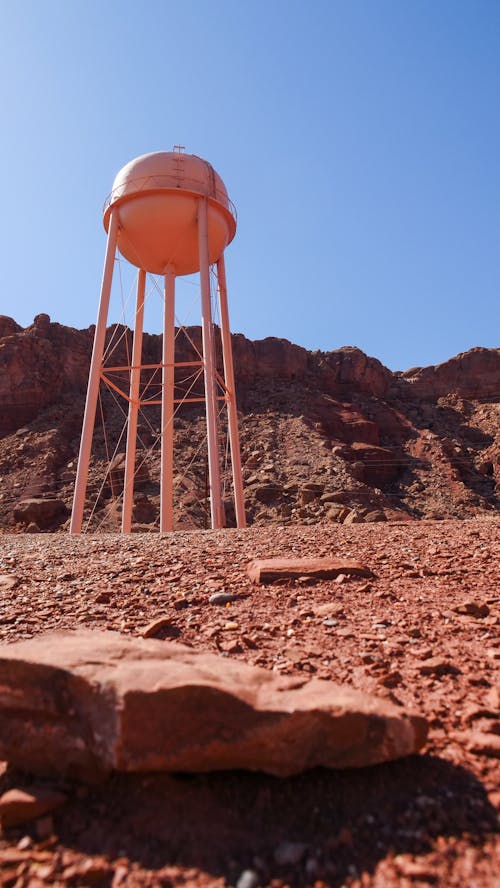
[[0, 518, 499, 886]]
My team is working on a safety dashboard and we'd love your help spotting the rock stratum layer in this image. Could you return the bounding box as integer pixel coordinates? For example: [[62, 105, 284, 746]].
[[0, 630, 427, 781], [0, 313, 498, 530]]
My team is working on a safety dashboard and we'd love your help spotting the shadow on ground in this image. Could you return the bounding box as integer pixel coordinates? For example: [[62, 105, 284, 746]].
[[6, 753, 496, 886]]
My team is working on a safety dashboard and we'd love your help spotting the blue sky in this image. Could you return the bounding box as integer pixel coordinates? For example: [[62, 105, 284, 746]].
[[0, 0, 498, 370]]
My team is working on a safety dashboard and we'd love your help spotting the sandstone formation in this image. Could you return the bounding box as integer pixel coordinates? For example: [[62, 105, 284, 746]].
[[400, 347, 500, 399], [0, 314, 498, 531], [0, 630, 427, 781]]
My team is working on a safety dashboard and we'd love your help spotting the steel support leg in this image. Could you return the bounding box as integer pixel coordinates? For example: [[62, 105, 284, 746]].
[[122, 268, 146, 533], [198, 197, 224, 529], [217, 254, 246, 528], [160, 266, 175, 532], [70, 210, 119, 534]]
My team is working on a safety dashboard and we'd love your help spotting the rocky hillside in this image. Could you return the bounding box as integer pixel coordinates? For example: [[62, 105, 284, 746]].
[[0, 313, 498, 532]]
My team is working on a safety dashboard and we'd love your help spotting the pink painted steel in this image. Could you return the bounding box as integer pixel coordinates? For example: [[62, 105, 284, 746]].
[[70, 210, 119, 534], [103, 152, 236, 276], [216, 255, 246, 528], [72, 150, 244, 535], [122, 269, 146, 533], [160, 267, 176, 533], [198, 197, 224, 529]]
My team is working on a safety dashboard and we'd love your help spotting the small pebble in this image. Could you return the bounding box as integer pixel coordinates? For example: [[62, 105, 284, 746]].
[[274, 840, 308, 866], [209, 593, 239, 606], [236, 869, 259, 888]]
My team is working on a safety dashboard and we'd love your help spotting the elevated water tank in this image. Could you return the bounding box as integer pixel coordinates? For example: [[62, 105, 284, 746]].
[[103, 151, 237, 275]]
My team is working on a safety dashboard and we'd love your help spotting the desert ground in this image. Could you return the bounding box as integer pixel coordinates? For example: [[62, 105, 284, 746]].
[[0, 517, 499, 887]]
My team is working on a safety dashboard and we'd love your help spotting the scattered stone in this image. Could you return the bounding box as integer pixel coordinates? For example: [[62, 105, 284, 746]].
[[0, 788, 66, 828], [253, 483, 282, 504], [380, 670, 403, 689], [300, 483, 323, 505], [25, 522, 41, 533], [364, 510, 387, 522], [274, 841, 308, 866], [418, 658, 462, 677], [0, 630, 427, 781], [486, 686, 500, 710], [70, 858, 113, 883], [247, 558, 374, 584], [463, 703, 499, 724], [236, 869, 260, 888], [209, 592, 241, 606], [467, 731, 500, 759], [453, 601, 490, 618], [141, 617, 180, 639], [0, 574, 19, 591], [394, 857, 438, 880], [343, 509, 362, 525], [321, 492, 345, 504]]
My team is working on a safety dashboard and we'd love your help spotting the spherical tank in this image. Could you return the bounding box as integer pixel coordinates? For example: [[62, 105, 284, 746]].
[[103, 151, 237, 276]]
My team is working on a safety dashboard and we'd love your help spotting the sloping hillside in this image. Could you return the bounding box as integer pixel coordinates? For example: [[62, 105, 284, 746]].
[[0, 313, 498, 532]]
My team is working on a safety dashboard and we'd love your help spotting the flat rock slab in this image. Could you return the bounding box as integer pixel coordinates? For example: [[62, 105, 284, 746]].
[[247, 557, 374, 584], [0, 787, 67, 827], [0, 631, 426, 782]]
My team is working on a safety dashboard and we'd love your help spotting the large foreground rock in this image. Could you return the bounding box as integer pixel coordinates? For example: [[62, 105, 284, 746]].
[[0, 631, 427, 781]]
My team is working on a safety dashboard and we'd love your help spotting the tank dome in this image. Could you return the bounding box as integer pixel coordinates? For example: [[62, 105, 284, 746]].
[[103, 151, 236, 276]]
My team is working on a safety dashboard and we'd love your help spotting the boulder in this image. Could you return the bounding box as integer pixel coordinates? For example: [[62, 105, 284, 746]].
[[253, 483, 282, 504], [364, 510, 387, 522], [348, 443, 402, 486], [132, 494, 156, 524], [300, 482, 324, 505], [107, 452, 150, 491], [0, 630, 427, 782], [13, 498, 68, 529], [325, 505, 347, 522]]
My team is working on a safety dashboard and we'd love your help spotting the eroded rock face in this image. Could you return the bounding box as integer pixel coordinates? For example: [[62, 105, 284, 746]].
[[0, 630, 427, 782], [320, 347, 393, 399], [400, 347, 500, 399], [0, 317, 91, 437], [0, 314, 498, 527]]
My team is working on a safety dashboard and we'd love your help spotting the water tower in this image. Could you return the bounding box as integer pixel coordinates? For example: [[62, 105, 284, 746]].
[[70, 148, 246, 533]]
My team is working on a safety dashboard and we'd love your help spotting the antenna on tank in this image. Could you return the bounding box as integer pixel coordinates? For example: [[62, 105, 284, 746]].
[[70, 149, 246, 534]]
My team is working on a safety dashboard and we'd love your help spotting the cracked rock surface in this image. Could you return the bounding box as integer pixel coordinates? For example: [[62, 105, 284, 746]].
[[0, 630, 427, 780]]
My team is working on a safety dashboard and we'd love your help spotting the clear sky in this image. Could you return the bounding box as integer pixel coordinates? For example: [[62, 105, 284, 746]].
[[0, 0, 498, 370]]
